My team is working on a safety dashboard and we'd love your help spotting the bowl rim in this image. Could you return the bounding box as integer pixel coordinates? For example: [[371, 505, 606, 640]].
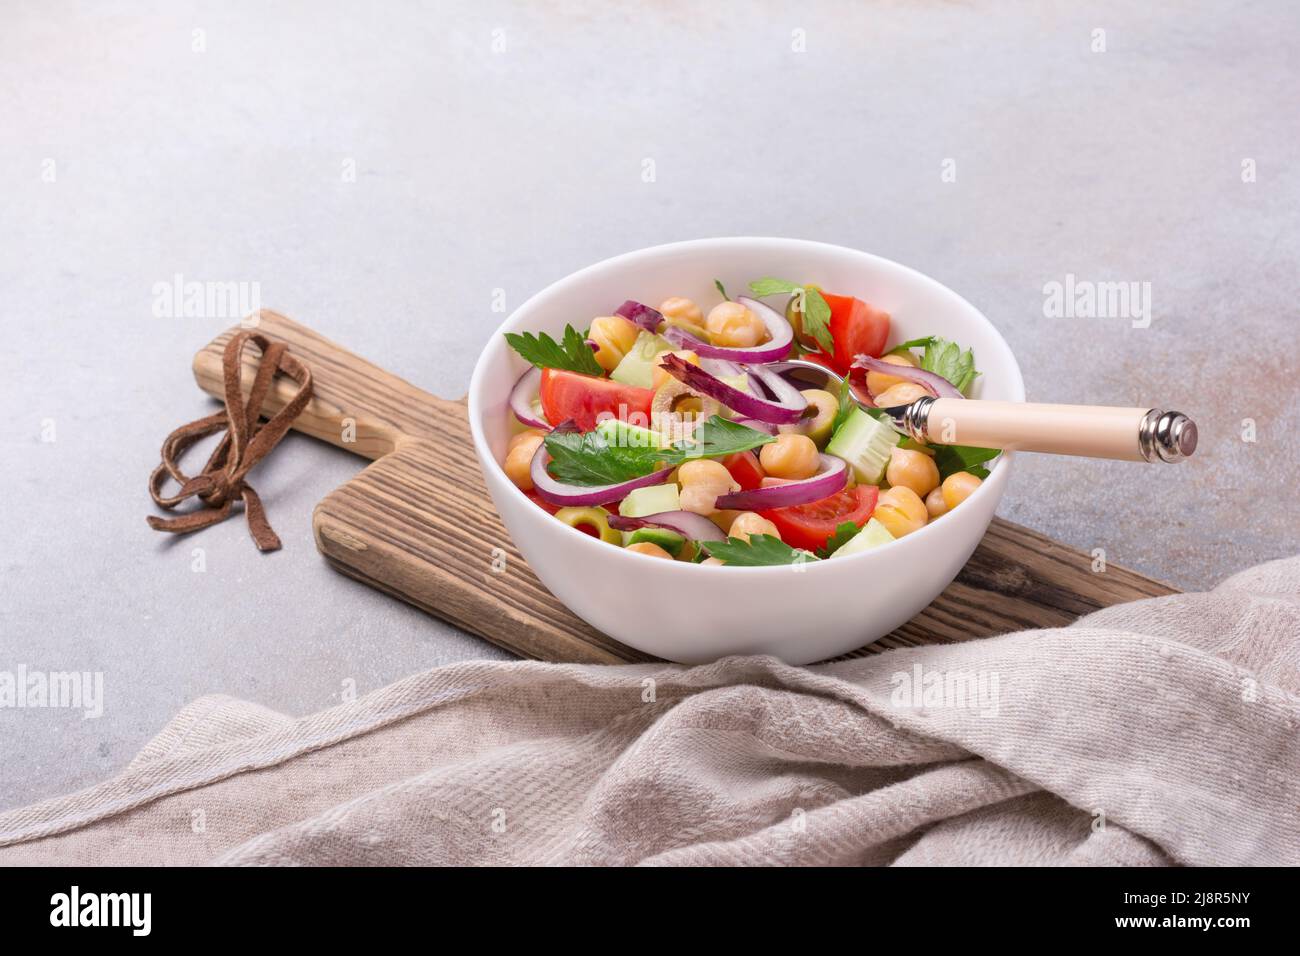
[[469, 236, 1026, 574]]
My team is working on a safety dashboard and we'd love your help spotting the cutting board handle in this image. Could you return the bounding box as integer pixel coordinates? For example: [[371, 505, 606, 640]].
[[191, 310, 454, 459]]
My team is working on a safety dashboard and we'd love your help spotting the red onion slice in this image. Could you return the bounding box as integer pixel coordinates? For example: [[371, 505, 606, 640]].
[[853, 355, 965, 400], [714, 454, 847, 511], [607, 510, 726, 542], [614, 300, 666, 333], [652, 296, 794, 364], [509, 366, 550, 428], [529, 443, 675, 507], [659, 354, 807, 424], [747, 364, 817, 420]]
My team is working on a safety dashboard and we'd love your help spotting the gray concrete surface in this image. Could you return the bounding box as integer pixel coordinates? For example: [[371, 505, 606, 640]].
[[2, 1, 1297, 811]]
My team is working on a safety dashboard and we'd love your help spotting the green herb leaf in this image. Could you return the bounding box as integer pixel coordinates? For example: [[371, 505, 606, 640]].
[[800, 288, 835, 355], [930, 443, 1000, 481], [543, 430, 662, 485], [543, 415, 775, 486], [816, 521, 861, 559], [672, 415, 777, 461], [918, 337, 979, 394], [888, 336, 935, 356], [748, 278, 835, 355], [504, 324, 604, 376], [705, 534, 819, 567], [714, 278, 730, 301], [831, 375, 856, 434], [747, 277, 802, 297]]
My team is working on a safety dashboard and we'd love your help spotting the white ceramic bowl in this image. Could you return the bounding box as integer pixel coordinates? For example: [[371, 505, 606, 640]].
[[469, 238, 1025, 664]]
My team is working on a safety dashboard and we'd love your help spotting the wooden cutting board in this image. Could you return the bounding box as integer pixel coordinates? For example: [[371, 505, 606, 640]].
[[192, 311, 1179, 663]]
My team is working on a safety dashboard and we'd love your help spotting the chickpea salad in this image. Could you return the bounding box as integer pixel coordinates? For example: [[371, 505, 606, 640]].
[[501, 279, 998, 565]]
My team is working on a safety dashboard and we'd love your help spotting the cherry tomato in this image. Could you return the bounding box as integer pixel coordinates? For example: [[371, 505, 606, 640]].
[[818, 292, 891, 375], [760, 485, 879, 553], [539, 368, 655, 432], [722, 451, 765, 491]]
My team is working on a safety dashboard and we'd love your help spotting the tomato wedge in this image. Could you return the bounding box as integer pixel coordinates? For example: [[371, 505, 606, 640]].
[[524, 489, 562, 515], [760, 485, 879, 553], [818, 292, 891, 375], [722, 451, 765, 491], [539, 368, 655, 432]]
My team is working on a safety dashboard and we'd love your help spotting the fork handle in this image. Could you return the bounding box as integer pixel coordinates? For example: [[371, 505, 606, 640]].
[[901, 398, 1197, 462]]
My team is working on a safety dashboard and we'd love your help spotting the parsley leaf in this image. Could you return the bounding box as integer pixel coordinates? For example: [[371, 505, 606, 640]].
[[930, 443, 999, 480], [816, 521, 861, 559], [919, 337, 979, 394], [543, 415, 775, 486], [801, 288, 835, 355], [747, 277, 801, 296], [747, 278, 835, 355], [504, 324, 604, 376], [831, 375, 857, 434], [673, 415, 777, 460], [705, 534, 819, 566], [888, 336, 935, 356], [714, 278, 730, 301]]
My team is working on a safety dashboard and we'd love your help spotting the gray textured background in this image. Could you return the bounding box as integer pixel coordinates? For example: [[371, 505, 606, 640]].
[[2, 1, 1297, 811]]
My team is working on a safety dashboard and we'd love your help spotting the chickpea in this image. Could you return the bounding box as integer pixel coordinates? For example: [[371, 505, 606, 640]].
[[626, 541, 674, 560], [507, 428, 546, 453], [503, 433, 544, 490], [659, 297, 704, 330], [872, 382, 931, 408], [872, 486, 928, 538], [678, 459, 734, 489], [865, 352, 919, 396], [706, 301, 767, 348], [886, 447, 940, 498], [651, 349, 700, 390], [759, 433, 820, 480], [728, 512, 781, 543], [924, 485, 948, 519], [678, 458, 739, 515], [708, 508, 744, 532], [699, 556, 726, 566], [941, 471, 982, 511], [588, 314, 641, 372]]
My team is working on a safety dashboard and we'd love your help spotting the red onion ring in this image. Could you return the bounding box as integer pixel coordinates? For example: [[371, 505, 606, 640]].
[[509, 366, 550, 428], [614, 300, 666, 333], [714, 454, 846, 510], [853, 355, 965, 400], [747, 365, 817, 420], [659, 354, 807, 425], [700, 357, 743, 378], [528, 442, 675, 507], [607, 510, 726, 542], [651, 296, 794, 363]]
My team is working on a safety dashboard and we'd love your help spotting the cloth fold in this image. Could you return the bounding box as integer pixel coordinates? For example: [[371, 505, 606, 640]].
[[2, 556, 1297, 866]]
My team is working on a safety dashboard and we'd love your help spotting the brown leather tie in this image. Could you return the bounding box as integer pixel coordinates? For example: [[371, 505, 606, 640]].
[[147, 330, 313, 552]]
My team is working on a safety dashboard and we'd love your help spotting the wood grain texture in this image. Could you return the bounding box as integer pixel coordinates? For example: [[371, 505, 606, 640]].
[[194, 312, 1180, 664]]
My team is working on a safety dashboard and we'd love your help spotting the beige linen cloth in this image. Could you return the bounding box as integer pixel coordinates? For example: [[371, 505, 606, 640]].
[[2, 556, 1297, 866]]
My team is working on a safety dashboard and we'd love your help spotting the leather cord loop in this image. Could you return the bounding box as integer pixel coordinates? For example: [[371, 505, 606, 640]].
[[147, 331, 313, 552]]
